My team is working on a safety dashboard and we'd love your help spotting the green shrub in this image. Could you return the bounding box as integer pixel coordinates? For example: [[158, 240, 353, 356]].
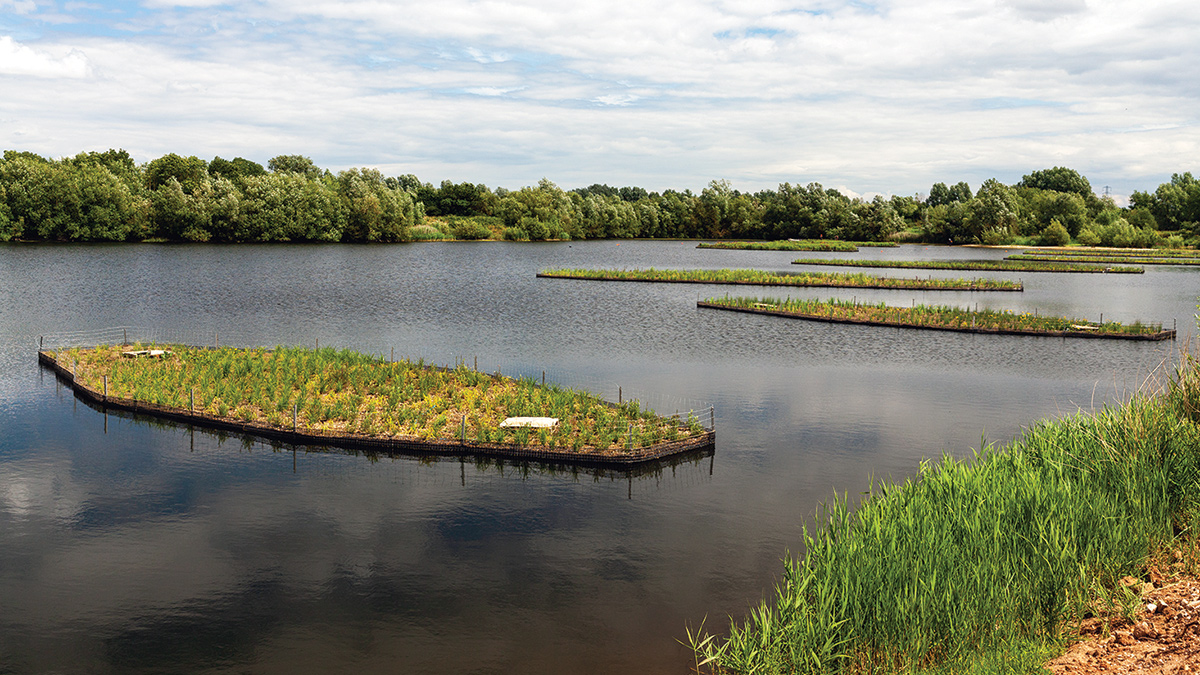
[[980, 226, 1015, 245], [1077, 227, 1101, 246], [1037, 220, 1071, 247], [409, 224, 449, 241], [521, 216, 550, 241], [450, 219, 493, 240], [502, 227, 529, 241]]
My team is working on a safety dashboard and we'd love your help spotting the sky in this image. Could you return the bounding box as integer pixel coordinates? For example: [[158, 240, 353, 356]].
[[1, 0, 1198, 201]]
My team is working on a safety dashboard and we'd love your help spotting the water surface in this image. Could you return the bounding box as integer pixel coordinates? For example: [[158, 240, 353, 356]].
[[0, 241, 1194, 673]]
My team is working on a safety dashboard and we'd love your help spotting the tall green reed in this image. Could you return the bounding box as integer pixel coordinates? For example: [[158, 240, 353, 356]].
[[692, 352, 1200, 673]]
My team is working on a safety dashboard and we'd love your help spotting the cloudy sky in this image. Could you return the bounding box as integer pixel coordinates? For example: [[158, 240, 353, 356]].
[[1, 0, 1197, 199]]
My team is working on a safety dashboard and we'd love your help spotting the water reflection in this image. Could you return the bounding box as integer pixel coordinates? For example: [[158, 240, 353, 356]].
[[1, 241, 1196, 674]]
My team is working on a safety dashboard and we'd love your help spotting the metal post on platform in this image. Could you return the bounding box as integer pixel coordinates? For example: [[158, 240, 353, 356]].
[[293, 403, 297, 432], [390, 347, 394, 363], [626, 423, 633, 450], [103, 376, 108, 399], [542, 371, 545, 386], [618, 387, 622, 404], [39, 336, 43, 350], [710, 406, 715, 431], [123, 329, 127, 345], [190, 389, 194, 413]]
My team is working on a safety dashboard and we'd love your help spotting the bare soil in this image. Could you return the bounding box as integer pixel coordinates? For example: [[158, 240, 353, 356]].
[[1047, 552, 1200, 674]]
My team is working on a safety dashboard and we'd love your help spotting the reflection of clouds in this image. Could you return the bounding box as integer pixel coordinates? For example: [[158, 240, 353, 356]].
[[0, 458, 87, 524]]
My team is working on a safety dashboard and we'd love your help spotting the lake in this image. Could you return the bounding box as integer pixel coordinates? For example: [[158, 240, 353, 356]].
[[0, 241, 1194, 674]]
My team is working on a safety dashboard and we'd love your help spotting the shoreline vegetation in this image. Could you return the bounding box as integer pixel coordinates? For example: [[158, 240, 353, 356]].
[[690, 347, 1200, 673], [697, 296, 1175, 340], [695, 240, 898, 252], [2, 152, 1197, 249], [41, 344, 713, 465], [792, 258, 1146, 274], [537, 268, 1023, 292]]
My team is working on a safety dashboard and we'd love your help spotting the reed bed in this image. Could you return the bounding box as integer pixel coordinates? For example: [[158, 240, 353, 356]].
[[690, 350, 1200, 673], [697, 240, 897, 252], [1006, 253, 1200, 266], [1018, 248, 1200, 259], [50, 344, 707, 454], [699, 295, 1170, 338], [791, 258, 1145, 274], [538, 268, 1022, 291]]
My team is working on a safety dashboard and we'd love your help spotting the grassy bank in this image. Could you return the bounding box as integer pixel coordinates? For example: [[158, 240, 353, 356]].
[[690, 349, 1200, 674], [698, 296, 1171, 339], [49, 344, 706, 453], [538, 268, 1023, 291], [697, 240, 898, 252], [791, 258, 1145, 273]]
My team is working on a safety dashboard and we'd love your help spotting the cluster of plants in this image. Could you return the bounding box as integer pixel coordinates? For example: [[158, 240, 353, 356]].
[[791, 257, 1144, 273], [1006, 253, 1200, 266], [702, 295, 1166, 336], [1018, 248, 1200, 259], [53, 344, 707, 452], [538, 267, 1022, 291], [1007, 248, 1200, 266], [2, 151, 1196, 247], [695, 240, 897, 252], [0, 151, 424, 243], [919, 168, 1199, 247], [690, 351, 1200, 672]]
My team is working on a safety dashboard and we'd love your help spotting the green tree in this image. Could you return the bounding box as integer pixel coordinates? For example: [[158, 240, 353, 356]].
[[921, 202, 972, 243], [966, 179, 1021, 243], [927, 182, 953, 207], [337, 168, 419, 242], [1016, 187, 1088, 237], [151, 177, 210, 240], [209, 156, 266, 181], [1037, 220, 1070, 246], [0, 185, 17, 241], [146, 153, 208, 194], [0, 156, 79, 240], [267, 154, 324, 180], [1018, 167, 1092, 198], [1131, 173, 1200, 231], [237, 173, 346, 242]]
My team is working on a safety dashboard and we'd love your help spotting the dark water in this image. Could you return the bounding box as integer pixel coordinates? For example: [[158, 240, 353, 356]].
[[0, 241, 1194, 674]]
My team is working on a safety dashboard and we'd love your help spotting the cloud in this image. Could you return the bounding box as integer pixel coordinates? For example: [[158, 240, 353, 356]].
[[0, 36, 90, 78], [1001, 0, 1088, 22], [0, 0, 1198, 195]]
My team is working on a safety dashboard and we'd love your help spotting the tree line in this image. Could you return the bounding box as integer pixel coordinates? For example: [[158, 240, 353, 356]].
[[0, 149, 1196, 246]]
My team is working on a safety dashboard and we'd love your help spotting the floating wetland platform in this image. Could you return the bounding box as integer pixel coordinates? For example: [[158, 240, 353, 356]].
[[698, 297, 1177, 341], [696, 240, 897, 252], [791, 258, 1145, 273], [39, 344, 715, 468], [537, 268, 1022, 291]]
